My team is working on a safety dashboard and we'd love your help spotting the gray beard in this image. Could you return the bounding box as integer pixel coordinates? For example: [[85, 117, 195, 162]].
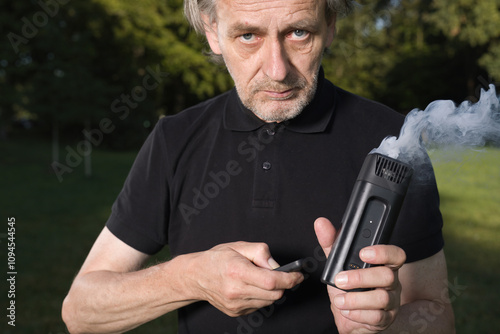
[[237, 71, 319, 123]]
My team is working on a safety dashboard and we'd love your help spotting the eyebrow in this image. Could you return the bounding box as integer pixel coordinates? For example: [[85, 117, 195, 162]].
[[227, 18, 321, 37], [288, 18, 321, 32], [227, 23, 263, 37]]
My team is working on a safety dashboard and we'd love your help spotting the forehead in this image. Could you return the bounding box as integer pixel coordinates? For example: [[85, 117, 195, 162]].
[[216, 0, 324, 28]]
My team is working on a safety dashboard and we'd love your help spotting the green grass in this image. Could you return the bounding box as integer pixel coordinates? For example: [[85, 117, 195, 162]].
[[0, 135, 176, 334], [1, 135, 499, 333], [430, 148, 500, 334]]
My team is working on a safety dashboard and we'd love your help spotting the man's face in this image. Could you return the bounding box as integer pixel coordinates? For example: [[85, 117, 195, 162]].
[[204, 0, 336, 122]]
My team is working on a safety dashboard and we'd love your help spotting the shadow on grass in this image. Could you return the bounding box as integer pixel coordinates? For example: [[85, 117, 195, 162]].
[[0, 136, 177, 333]]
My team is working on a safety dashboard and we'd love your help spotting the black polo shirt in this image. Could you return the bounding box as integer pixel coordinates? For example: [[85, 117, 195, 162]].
[[106, 71, 444, 334]]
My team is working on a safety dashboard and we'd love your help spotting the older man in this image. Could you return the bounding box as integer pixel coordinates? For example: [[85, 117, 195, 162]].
[[62, 0, 455, 333]]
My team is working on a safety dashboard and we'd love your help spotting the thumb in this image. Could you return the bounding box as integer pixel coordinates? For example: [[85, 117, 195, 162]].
[[314, 217, 338, 258], [230, 242, 279, 269]]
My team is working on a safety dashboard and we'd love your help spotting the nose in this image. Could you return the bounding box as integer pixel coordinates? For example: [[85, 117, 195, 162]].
[[262, 38, 290, 82]]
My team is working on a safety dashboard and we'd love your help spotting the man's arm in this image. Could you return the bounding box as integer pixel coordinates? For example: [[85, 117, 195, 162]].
[[386, 249, 455, 333], [61, 227, 191, 334], [62, 227, 303, 334], [314, 217, 455, 334]]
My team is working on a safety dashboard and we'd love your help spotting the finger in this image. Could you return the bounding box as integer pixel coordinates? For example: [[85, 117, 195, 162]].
[[246, 267, 304, 291], [338, 308, 395, 330], [314, 217, 338, 258], [333, 289, 400, 311], [334, 266, 399, 290], [229, 242, 279, 269], [228, 259, 304, 291], [359, 245, 406, 269], [214, 280, 287, 304]]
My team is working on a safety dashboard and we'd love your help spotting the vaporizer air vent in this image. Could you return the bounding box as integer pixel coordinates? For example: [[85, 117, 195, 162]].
[[375, 156, 410, 184]]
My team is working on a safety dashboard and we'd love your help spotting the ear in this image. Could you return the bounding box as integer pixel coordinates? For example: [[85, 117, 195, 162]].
[[202, 14, 222, 55], [325, 13, 337, 47]]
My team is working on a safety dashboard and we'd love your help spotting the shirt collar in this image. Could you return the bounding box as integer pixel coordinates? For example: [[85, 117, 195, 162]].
[[223, 67, 336, 133]]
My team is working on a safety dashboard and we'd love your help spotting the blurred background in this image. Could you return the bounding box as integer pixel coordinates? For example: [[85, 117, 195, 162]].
[[1, 0, 499, 333]]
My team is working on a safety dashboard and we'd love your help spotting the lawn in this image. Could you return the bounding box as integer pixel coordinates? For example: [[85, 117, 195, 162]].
[[0, 135, 176, 334], [1, 135, 499, 333], [430, 148, 500, 333]]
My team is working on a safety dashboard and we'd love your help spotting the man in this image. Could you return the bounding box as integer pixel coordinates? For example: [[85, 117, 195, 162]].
[[62, 0, 456, 333]]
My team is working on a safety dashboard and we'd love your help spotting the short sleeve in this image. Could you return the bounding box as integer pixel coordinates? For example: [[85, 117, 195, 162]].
[[106, 120, 169, 255]]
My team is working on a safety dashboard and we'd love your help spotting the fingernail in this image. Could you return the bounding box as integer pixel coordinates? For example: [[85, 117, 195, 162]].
[[335, 272, 348, 286], [334, 295, 345, 307], [341, 309, 350, 316], [361, 248, 375, 260], [268, 257, 280, 269]]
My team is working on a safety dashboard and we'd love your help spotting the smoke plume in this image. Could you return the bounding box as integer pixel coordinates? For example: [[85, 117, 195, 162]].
[[372, 84, 500, 182]]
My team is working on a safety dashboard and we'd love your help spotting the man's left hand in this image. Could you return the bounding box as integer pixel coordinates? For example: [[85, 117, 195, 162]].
[[314, 217, 406, 334]]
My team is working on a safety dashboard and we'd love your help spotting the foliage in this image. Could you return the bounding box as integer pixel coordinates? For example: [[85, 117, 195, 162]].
[[324, 0, 500, 112], [1, 0, 500, 145], [0, 0, 232, 147], [425, 0, 500, 46]]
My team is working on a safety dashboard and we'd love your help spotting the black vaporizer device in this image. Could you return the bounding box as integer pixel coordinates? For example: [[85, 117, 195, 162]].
[[321, 153, 413, 289]]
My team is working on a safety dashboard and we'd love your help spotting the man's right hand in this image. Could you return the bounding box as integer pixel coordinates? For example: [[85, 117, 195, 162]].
[[183, 241, 304, 317], [62, 228, 303, 334]]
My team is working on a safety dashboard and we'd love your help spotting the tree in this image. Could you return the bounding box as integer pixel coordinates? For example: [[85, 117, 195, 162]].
[[323, 0, 500, 112], [3, 0, 497, 148], [425, 0, 500, 88], [0, 1, 36, 138], [0, 0, 233, 148]]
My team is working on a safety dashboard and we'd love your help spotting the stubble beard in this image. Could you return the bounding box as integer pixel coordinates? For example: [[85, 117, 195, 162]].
[[230, 69, 320, 123]]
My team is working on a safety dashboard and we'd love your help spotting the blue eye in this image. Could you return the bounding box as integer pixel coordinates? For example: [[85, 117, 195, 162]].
[[294, 30, 306, 37], [292, 30, 307, 38], [241, 33, 254, 41]]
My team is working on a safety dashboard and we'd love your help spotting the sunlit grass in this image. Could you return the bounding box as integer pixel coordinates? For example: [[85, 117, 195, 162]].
[[430, 147, 500, 334]]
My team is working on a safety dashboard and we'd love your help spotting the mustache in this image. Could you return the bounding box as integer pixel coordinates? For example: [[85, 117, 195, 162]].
[[251, 76, 307, 93]]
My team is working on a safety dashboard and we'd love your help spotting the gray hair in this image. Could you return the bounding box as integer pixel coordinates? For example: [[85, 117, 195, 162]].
[[184, 0, 354, 35]]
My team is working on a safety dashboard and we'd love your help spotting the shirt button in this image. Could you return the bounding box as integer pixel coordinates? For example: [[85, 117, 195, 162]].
[[262, 161, 272, 170], [266, 128, 276, 136]]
